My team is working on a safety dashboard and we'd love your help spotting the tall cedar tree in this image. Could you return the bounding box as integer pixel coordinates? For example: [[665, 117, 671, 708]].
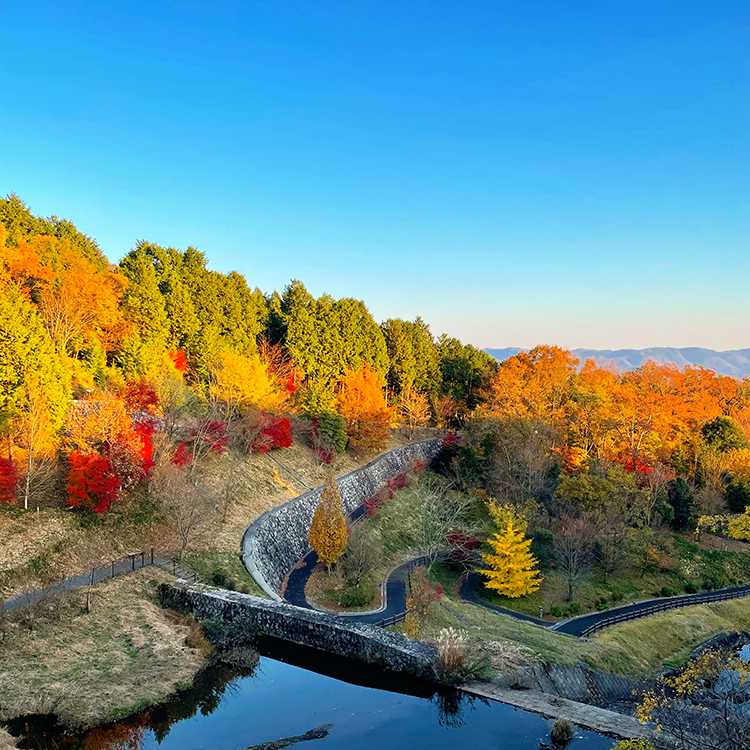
[[308, 474, 348, 570], [478, 519, 542, 598]]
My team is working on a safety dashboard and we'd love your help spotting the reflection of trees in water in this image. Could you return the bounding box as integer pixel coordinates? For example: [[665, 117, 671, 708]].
[[25, 650, 260, 750], [431, 688, 488, 728], [148, 655, 259, 743]]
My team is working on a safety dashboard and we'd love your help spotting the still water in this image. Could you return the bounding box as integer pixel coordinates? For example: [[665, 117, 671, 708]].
[[17, 639, 614, 750]]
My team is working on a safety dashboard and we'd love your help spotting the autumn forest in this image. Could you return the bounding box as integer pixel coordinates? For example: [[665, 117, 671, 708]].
[[2, 191, 750, 599]]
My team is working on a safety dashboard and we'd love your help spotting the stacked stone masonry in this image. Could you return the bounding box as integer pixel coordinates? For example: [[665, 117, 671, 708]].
[[241, 439, 443, 600], [174, 582, 438, 680]]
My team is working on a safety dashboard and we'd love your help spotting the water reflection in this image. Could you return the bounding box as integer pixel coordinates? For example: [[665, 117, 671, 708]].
[[12, 640, 612, 750]]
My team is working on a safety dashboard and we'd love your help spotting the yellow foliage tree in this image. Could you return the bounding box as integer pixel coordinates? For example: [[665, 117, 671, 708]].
[[487, 501, 528, 535], [308, 474, 348, 571], [728, 507, 750, 541], [209, 350, 288, 416], [478, 519, 542, 598]]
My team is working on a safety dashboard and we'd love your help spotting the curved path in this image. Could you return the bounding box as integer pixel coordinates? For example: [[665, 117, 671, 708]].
[[285, 550, 418, 625], [286, 551, 750, 636]]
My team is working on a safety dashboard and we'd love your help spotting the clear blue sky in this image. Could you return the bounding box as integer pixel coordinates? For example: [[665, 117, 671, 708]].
[[1, 1, 748, 350]]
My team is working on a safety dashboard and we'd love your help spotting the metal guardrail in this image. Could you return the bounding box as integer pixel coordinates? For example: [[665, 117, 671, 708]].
[[376, 610, 407, 628], [580, 585, 750, 637]]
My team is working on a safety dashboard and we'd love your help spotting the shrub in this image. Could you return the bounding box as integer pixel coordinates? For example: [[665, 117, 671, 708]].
[[596, 603, 609, 612], [550, 719, 574, 746], [315, 412, 348, 454], [210, 568, 228, 587], [551, 606, 565, 618], [66, 452, 121, 513], [435, 628, 493, 685], [337, 580, 378, 608], [684, 582, 699, 594], [0, 458, 19, 504], [568, 602, 581, 616], [661, 586, 675, 597]]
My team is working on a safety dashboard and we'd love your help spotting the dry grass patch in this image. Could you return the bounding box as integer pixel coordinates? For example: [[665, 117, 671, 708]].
[[0, 568, 207, 729]]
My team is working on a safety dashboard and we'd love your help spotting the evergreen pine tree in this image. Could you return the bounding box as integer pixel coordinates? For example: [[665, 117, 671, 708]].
[[308, 474, 348, 571], [478, 519, 542, 597]]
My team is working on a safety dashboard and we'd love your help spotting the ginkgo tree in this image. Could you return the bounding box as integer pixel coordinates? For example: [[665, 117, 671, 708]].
[[478, 519, 542, 598], [308, 474, 348, 572]]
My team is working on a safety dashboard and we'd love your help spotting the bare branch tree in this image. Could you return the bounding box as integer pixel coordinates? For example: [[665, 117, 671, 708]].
[[412, 475, 479, 569], [553, 515, 595, 601], [152, 463, 221, 554]]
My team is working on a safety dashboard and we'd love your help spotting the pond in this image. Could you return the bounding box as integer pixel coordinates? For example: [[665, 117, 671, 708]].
[[13, 638, 614, 750]]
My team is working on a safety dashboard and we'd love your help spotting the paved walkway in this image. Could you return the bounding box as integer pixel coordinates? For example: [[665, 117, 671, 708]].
[[1, 554, 194, 613], [284, 549, 417, 625], [551, 582, 750, 636]]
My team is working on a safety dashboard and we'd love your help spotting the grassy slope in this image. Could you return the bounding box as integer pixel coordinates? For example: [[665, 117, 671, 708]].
[[0, 435, 422, 731], [472, 534, 750, 619], [411, 567, 750, 677], [0, 568, 207, 729], [366, 477, 750, 620]]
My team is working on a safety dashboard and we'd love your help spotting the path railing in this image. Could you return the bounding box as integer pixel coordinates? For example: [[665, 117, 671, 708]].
[[376, 611, 407, 628], [2, 549, 199, 613], [579, 584, 750, 637]]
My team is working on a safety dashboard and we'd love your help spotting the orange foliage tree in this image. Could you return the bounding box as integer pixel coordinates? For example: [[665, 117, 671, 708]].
[[337, 365, 394, 452], [482, 345, 578, 426], [308, 474, 348, 571]]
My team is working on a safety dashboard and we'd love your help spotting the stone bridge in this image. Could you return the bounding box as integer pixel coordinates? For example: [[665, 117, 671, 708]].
[[170, 582, 438, 680]]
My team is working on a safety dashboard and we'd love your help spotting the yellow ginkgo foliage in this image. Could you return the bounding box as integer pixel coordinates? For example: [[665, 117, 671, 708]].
[[308, 474, 348, 571], [209, 350, 288, 414], [728, 507, 750, 541], [478, 519, 542, 598]]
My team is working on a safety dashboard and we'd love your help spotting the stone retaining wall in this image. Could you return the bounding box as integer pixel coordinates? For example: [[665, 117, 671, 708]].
[[494, 662, 642, 704], [172, 582, 438, 680], [241, 439, 443, 600]]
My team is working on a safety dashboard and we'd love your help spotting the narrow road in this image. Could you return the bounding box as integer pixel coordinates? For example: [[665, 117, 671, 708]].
[[284, 549, 418, 625], [551, 582, 750, 637], [286, 548, 750, 637]]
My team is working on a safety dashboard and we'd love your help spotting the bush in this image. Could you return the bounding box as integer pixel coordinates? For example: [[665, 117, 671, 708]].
[[550, 718, 574, 746], [568, 602, 581, 616], [661, 586, 675, 597], [596, 603, 609, 612], [316, 412, 348, 454], [211, 568, 228, 587], [435, 628, 494, 685], [551, 606, 565, 618], [337, 580, 378, 608], [684, 582, 699, 594]]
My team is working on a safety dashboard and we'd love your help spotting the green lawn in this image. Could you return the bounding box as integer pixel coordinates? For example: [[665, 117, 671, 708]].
[[179, 550, 266, 597], [406, 574, 750, 677], [468, 534, 750, 620]]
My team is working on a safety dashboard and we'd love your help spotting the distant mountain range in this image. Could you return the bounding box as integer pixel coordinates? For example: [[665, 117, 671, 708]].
[[484, 347, 750, 378]]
